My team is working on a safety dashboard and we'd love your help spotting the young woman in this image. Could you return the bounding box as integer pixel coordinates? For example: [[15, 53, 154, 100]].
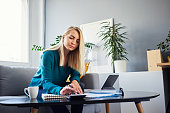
[[29, 26, 85, 113]]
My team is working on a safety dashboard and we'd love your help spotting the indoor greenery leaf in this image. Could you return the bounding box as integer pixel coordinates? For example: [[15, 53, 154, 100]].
[[98, 21, 128, 64], [32, 35, 94, 51], [157, 31, 170, 53]]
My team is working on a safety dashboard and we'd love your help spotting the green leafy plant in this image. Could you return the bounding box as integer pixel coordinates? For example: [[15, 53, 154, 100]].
[[50, 35, 62, 46], [97, 21, 128, 64], [32, 45, 44, 51], [32, 35, 95, 51], [84, 42, 95, 49], [157, 31, 170, 53]]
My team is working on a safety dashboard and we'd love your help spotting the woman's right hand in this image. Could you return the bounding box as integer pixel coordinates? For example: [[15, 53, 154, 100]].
[[59, 85, 77, 95]]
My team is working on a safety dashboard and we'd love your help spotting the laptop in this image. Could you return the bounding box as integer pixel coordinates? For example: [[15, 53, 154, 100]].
[[101, 75, 119, 90]]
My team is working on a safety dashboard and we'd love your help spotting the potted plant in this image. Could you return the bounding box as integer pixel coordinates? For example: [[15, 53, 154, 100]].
[[98, 21, 128, 73], [157, 31, 170, 62]]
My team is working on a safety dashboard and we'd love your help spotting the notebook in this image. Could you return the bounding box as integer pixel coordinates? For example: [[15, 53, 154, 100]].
[[42, 94, 68, 100], [42, 94, 86, 100]]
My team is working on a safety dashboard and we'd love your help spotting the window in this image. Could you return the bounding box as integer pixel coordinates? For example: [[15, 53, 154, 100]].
[[0, 0, 28, 63]]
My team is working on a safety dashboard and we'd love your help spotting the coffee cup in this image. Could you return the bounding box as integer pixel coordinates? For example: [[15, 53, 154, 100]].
[[24, 86, 39, 98]]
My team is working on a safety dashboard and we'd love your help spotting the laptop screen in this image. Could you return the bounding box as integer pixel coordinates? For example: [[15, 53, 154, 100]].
[[101, 75, 119, 90]]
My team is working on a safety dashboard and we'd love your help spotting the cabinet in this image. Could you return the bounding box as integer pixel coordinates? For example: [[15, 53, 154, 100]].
[[119, 71, 166, 113]]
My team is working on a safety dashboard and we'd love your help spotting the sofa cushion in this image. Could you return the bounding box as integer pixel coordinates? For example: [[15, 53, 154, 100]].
[[0, 65, 37, 96]]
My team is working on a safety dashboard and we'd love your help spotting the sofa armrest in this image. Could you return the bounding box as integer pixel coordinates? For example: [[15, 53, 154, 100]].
[[80, 73, 100, 89]]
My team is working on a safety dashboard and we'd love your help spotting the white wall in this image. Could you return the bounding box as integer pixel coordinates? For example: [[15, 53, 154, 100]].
[[45, 0, 170, 72], [29, 0, 45, 67]]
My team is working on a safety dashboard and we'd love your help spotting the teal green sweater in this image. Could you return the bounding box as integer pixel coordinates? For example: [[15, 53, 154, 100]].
[[29, 50, 81, 95]]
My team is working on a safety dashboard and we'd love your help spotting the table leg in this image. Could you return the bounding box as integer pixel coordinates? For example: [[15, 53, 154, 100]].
[[135, 102, 144, 113], [31, 108, 38, 113], [105, 103, 110, 113]]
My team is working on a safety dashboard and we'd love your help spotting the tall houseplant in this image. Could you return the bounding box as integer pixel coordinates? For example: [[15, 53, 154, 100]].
[[98, 21, 128, 72]]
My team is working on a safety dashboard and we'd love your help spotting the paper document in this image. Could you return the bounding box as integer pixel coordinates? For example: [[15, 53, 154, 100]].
[[88, 89, 117, 94], [84, 89, 122, 98]]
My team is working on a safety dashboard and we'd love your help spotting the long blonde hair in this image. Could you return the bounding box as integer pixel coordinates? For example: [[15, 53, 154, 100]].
[[44, 26, 85, 75]]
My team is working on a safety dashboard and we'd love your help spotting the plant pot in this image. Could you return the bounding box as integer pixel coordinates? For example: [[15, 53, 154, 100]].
[[114, 60, 127, 73]]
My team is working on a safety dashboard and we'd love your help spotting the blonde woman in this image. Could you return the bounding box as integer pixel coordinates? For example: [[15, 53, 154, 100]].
[[29, 26, 85, 113]]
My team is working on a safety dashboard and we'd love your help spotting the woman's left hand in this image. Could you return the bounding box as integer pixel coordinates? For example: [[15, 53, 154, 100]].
[[70, 80, 83, 94]]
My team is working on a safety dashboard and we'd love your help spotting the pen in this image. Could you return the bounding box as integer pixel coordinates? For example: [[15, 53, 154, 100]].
[[68, 84, 73, 88]]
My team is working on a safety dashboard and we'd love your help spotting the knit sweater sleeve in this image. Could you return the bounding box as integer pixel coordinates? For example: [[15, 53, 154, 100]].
[[69, 68, 81, 84], [41, 51, 62, 95]]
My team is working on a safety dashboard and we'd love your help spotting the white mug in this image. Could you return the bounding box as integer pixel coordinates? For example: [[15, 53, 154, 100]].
[[24, 86, 39, 98]]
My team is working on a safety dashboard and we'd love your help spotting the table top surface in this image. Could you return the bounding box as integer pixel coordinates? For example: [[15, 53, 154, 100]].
[[157, 62, 170, 68], [0, 91, 159, 107]]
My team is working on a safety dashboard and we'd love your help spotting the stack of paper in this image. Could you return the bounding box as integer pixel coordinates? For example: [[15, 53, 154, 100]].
[[84, 89, 121, 98], [88, 89, 117, 94]]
